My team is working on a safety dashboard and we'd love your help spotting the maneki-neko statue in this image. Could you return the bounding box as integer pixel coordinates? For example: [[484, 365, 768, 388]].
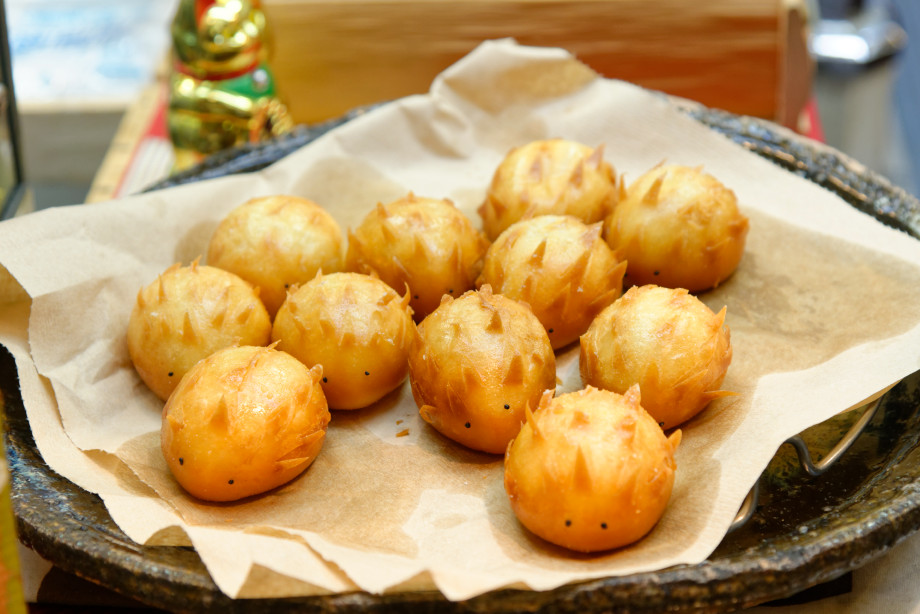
[[168, 0, 293, 171]]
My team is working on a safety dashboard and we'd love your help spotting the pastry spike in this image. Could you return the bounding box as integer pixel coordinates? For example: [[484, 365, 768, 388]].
[[379, 218, 398, 243], [714, 305, 728, 329], [703, 389, 740, 402], [524, 401, 543, 441], [668, 429, 683, 453], [570, 409, 591, 429], [209, 394, 230, 432], [419, 405, 436, 425], [528, 155, 543, 181], [530, 238, 547, 266], [617, 176, 628, 201], [462, 365, 481, 391], [236, 303, 255, 325], [190, 256, 201, 272], [412, 234, 428, 259], [342, 282, 357, 304], [570, 158, 584, 187], [573, 445, 593, 492], [447, 244, 462, 276], [536, 389, 555, 412], [582, 221, 604, 247], [182, 312, 197, 343], [135, 289, 146, 310], [588, 144, 605, 168], [641, 176, 664, 205], [400, 283, 413, 310], [503, 355, 524, 385], [211, 304, 227, 328], [624, 383, 642, 408], [157, 276, 168, 302], [340, 331, 357, 347], [308, 363, 324, 385], [164, 413, 183, 434], [486, 309, 503, 333], [515, 273, 535, 303], [318, 318, 336, 338]]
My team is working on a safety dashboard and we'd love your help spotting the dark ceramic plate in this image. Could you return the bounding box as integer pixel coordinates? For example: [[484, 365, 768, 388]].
[[5, 105, 920, 613]]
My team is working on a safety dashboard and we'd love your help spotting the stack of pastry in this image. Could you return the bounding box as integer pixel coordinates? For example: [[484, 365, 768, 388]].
[[126, 137, 746, 555]]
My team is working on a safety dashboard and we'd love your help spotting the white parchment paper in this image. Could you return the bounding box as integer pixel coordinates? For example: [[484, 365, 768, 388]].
[[1, 40, 919, 601]]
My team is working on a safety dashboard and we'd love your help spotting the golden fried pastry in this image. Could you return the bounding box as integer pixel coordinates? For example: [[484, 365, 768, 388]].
[[272, 272, 415, 410], [127, 261, 272, 401], [478, 139, 618, 241], [477, 215, 627, 349], [346, 193, 490, 321], [408, 285, 556, 454], [207, 195, 345, 316], [604, 164, 749, 291], [161, 345, 330, 502], [504, 386, 681, 553], [580, 285, 734, 429]]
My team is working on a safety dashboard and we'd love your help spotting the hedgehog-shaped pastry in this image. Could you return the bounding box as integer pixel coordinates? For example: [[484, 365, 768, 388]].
[[346, 193, 490, 321], [162, 345, 330, 502], [580, 284, 734, 429], [408, 285, 556, 454], [207, 195, 345, 317], [603, 164, 749, 291], [272, 272, 415, 410], [504, 386, 681, 553], [478, 138, 618, 241], [477, 215, 627, 349], [127, 260, 272, 401]]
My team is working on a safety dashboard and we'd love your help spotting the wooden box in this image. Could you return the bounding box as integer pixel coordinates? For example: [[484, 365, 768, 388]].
[[262, 0, 812, 127]]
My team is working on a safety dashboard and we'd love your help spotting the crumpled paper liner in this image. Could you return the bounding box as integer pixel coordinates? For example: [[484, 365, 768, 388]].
[[1, 39, 920, 601]]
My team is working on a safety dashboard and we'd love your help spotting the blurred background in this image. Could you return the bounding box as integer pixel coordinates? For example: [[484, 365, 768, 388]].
[[0, 0, 917, 209]]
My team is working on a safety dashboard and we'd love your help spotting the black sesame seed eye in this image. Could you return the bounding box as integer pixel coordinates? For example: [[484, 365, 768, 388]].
[[284, 283, 290, 288], [565, 519, 572, 527], [448, 289, 454, 294], [365, 371, 370, 376], [178, 457, 184, 466], [413, 295, 419, 300], [601, 522, 608, 530], [168, 372, 174, 377], [504, 404, 510, 410], [653, 270, 660, 276], [464, 422, 471, 428], [322, 377, 328, 383], [548, 328, 554, 333], [228, 479, 234, 485]]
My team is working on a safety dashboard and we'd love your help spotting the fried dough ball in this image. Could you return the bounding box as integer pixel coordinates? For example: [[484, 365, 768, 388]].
[[346, 193, 490, 321], [604, 164, 749, 291], [161, 345, 330, 502], [408, 285, 556, 454], [504, 386, 681, 553], [477, 215, 627, 349], [580, 285, 734, 429], [207, 195, 345, 317], [478, 139, 618, 241], [127, 261, 272, 401], [272, 272, 415, 410]]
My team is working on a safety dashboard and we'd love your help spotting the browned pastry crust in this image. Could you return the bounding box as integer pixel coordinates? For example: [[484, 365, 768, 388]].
[[408, 285, 556, 454], [161, 345, 330, 502], [504, 386, 681, 552]]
